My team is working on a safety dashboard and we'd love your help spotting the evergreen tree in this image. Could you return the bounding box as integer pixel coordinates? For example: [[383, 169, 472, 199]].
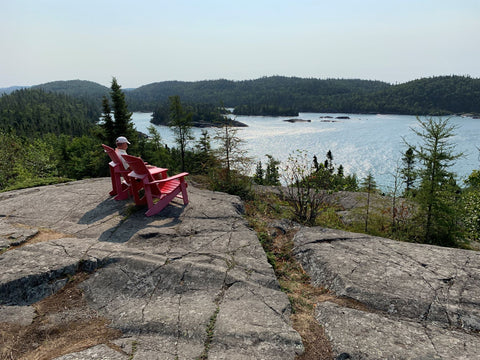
[[254, 160, 264, 185], [325, 150, 334, 174], [110, 77, 136, 143], [313, 155, 319, 172], [211, 120, 252, 198], [193, 129, 215, 174], [401, 146, 416, 196], [214, 122, 250, 181], [360, 172, 377, 233], [265, 154, 281, 185], [407, 117, 463, 246], [168, 95, 194, 172]]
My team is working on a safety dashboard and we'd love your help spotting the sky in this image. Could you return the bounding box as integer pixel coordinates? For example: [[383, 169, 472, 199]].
[[1, 0, 479, 88]]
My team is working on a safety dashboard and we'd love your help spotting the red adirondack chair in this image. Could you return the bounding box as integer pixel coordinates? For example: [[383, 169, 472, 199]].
[[102, 144, 132, 200], [122, 154, 189, 216], [102, 144, 167, 201]]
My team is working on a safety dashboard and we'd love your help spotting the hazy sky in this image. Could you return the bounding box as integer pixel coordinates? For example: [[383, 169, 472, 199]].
[[2, 0, 479, 88]]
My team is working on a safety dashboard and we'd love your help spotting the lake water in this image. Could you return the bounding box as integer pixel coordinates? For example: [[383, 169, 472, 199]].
[[131, 112, 480, 192]]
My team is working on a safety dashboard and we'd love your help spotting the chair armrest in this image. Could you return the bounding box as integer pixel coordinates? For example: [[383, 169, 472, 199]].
[[148, 172, 189, 185]]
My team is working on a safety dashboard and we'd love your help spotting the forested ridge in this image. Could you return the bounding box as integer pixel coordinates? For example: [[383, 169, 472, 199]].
[[2, 75, 480, 118], [0, 88, 101, 137], [125, 75, 480, 115]]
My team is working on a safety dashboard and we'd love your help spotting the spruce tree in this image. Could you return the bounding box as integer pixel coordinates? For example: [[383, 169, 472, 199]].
[[110, 77, 135, 143], [265, 154, 280, 185], [401, 146, 416, 196], [360, 172, 377, 233]]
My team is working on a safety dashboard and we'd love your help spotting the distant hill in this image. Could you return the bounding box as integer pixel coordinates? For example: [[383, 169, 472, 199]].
[[125, 75, 480, 115], [0, 86, 29, 96], [4, 75, 479, 117], [0, 88, 101, 137], [32, 80, 109, 99], [126, 76, 391, 112], [345, 76, 480, 115], [32, 80, 110, 112]]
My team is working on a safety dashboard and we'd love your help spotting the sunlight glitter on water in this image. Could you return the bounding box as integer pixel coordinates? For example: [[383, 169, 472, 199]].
[[132, 112, 480, 192]]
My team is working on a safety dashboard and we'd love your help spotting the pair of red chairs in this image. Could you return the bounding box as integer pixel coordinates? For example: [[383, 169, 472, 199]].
[[102, 144, 189, 216]]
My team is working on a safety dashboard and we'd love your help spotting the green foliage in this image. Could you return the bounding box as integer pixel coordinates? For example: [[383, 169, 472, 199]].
[[401, 146, 417, 196], [233, 104, 298, 116], [254, 154, 281, 186], [465, 169, 480, 188], [462, 189, 480, 241], [191, 130, 216, 174], [32, 79, 109, 114], [360, 172, 378, 232], [213, 122, 251, 181], [0, 131, 107, 192], [407, 117, 463, 246], [109, 78, 136, 144], [125, 76, 390, 111], [309, 151, 358, 191], [316, 207, 345, 229], [282, 150, 325, 224], [152, 101, 233, 127], [168, 95, 194, 172], [0, 89, 99, 137], [208, 168, 253, 200], [101, 95, 115, 146], [56, 135, 106, 180], [254, 160, 265, 185], [0, 132, 23, 189], [126, 75, 480, 115]]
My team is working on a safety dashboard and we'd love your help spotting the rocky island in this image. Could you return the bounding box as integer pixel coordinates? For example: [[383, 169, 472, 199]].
[[283, 119, 311, 123]]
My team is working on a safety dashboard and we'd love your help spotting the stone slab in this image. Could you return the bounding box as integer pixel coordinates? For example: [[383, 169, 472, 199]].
[[293, 227, 480, 330], [317, 302, 480, 360], [0, 178, 303, 359]]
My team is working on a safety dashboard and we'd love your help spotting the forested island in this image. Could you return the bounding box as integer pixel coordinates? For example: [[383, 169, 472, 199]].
[[151, 102, 247, 127]]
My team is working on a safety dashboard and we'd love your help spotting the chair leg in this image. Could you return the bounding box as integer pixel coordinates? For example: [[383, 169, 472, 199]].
[[180, 182, 189, 205], [114, 181, 130, 200], [109, 167, 117, 196], [145, 190, 179, 217]]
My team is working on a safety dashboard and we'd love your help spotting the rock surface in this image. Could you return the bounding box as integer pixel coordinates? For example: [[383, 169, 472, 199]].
[[293, 227, 480, 360], [0, 178, 303, 359]]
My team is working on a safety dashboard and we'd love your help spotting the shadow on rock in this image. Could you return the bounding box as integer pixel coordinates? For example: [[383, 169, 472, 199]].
[[77, 197, 127, 225], [97, 202, 187, 243]]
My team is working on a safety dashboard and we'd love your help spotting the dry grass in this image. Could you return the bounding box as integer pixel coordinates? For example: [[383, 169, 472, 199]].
[[2, 227, 69, 255], [245, 190, 379, 359], [0, 272, 123, 360], [245, 193, 337, 360]]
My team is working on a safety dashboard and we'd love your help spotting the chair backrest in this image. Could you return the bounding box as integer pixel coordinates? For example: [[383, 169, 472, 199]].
[[102, 144, 126, 171], [122, 154, 154, 181]]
